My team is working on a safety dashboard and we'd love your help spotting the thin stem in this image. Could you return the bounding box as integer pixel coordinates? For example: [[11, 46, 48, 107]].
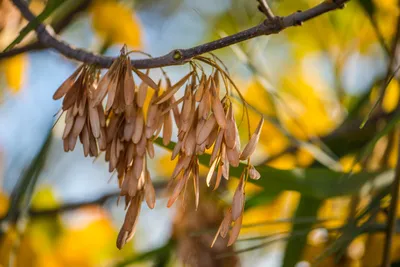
[[9, 0, 349, 69], [257, 0, 275, 20]]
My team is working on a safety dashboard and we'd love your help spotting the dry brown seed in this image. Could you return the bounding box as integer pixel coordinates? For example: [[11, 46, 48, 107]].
[[132, 109, 144, 144], [155, 72, 192, 104], [197, 115, 217, 145], [198, 87, 211, 120], [92, 73, 111, 107], [206, 157, 219, 187], [231, 176, 244, 221], [88, 106, 100, 138], [211, 208, 232, 247], [126, 142, 135, 166], [68, 134, 78, 151], [105, 77, 118, 112], [240, 117, 264, 160], [62, 81, 80, 110], [211, 94, 226, 129], [63, 114, 74, 139], [146, 93, 159, 128], [136, 134, 147, 157], [63, 138, 69, 152], [133, 156, 144, 180], [181, 86, 193, 123], [53, 66, 83, 100], [220, 209, 233, 238], [214, 164, 223, 191], [123, 121, 134, 141], [194, 73, 206, 102], [171, 96, 181, 128], [109, 137, 118, 172], [133, 69, 159, 91], [226, 146, 240, 167], [171, 140, 182, 160], [78, 93, 87, 116], [81, 124, 90, 157], [146, 140, 155, 159], [224, 105, 236, 149], [171, 154, 190, 178], [192, 161, 200, 210], [163, 111, 172, 146], [97, 105, 106, 127], [183, 128, 196, 156], [71, 114, 86, 137], [116, 193, 143, 249], [144, 170, 156, 209], [167, 171, 188, 208], [206, 126, 219, 149], [136, 81, 148, 107], [210, 129, 224, 164], [127, 168, 138, 197], [249, 165, 261, 180], [98, 128, 107, 151], [124, 58, 135, 105], [221, 145, 230, 179], [227, 213, 243, 246]]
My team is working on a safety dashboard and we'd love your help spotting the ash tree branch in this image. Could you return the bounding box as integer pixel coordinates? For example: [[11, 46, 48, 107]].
[[10, 0, 349, 69]]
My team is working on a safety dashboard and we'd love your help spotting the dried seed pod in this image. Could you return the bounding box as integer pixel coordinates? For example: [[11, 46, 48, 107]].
[[211, 92, 226, 128], [227, 213, 243, 246], [197, 114, 217, 145], [144, 169, 156, 209], [167, 171, 189, 208], [211, 208, 232, 247], [123, 57, 135, 105], [163, 111, 172, 146], [53, 65, 83, 100], [240, 117, 264, 160], [116, 192, 143, 249], [136, 81, 148, 107], [249, 165, 261, 180], [231, 176, 244, 221], [155, 71, 192, 104], [206, 157, 219, 187], [224, 105, 237, 149], [133, 69, 159, 91]]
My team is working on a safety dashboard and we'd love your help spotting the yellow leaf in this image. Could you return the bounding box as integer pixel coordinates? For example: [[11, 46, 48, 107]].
[[90, 0, 142, 48], [1, 54, 26, 93], [382, 79, 399, 113], [0, 191, 9, 217], [31, 185, 59, 210]]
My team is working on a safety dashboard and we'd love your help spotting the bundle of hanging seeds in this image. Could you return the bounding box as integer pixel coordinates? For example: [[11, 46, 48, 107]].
[[53, 48, 263, 249]]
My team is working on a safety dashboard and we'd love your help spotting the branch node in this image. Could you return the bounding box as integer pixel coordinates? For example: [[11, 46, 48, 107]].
[[173, 49, 183, 61], [332, 0, 346, 9]]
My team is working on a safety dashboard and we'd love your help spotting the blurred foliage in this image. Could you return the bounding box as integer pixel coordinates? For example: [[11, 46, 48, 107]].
[[0, 0, 400, 266]]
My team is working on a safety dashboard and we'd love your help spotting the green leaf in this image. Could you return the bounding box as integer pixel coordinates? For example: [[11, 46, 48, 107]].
[[116, 240, 174, 267], [3, 0, 66, 52], [357, 0, 376, 16], [154, 138, 382, 200], [282, 195, 322, 267]]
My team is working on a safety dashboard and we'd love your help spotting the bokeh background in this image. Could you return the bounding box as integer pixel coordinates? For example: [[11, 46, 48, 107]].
[[0, 0, 399, 266]]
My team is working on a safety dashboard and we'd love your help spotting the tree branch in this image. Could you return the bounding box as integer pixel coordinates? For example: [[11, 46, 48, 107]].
[[10, 0, 349, 69], [0, 0, 93, 60]]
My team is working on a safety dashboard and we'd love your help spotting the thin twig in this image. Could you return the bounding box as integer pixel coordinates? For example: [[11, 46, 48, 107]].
[[257, 0, 275, 20], [9, 0, 349, 69], [0, 0, 93, 60], [382, 127, 400, 267]]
